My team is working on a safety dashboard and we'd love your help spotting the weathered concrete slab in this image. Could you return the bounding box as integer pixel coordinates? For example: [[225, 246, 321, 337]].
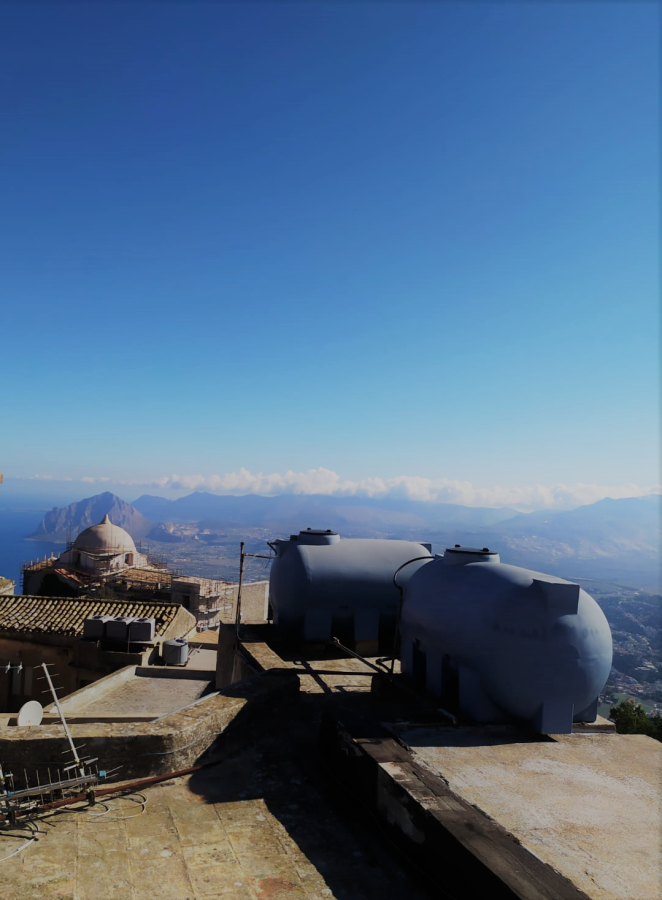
[[321, 712, 617, 900], [399, 726, 662, 900]]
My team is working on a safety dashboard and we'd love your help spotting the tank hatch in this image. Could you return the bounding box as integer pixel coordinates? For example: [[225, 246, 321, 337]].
[[297, 529, 340, 546], [443, 545, 500, 565]]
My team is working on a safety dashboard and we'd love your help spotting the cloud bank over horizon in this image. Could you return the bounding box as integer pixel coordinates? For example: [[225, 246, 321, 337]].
[[14, 469, 662, 511]]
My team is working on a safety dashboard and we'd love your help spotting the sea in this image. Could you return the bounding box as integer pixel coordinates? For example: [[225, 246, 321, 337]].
[[0, 507, 61, 590]]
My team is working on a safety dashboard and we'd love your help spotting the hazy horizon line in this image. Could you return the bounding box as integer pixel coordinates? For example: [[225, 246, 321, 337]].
[[4, 469, 661, 513]]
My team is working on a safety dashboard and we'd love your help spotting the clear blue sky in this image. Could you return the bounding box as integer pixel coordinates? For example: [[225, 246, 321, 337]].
[[1, 1, 659, 508]]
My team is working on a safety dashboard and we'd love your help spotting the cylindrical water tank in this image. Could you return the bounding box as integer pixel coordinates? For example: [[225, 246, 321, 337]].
[[269, 529, 432, 646], [163, 638, 189, 666], [400, 546, 613, 734]]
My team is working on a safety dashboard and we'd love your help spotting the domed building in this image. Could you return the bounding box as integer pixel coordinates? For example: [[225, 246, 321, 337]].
[[22, 515, 163, 599], [21, 515, 237, 631], [57, 514, 146, 575]]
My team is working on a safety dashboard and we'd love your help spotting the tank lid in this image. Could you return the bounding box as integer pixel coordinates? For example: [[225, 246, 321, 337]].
[[297, 528, 340, 546], [443, 545, 500, 565]]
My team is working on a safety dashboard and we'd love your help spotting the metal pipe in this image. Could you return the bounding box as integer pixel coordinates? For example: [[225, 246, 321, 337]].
[[390, 556, 433, 675], [0, 764, 206, 822], [327, 638, 386, 675], [235, 542, 245, 641], [151, 690, 220, 722]]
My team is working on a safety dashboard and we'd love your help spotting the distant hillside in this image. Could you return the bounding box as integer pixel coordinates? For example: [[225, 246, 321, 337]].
[[28, 492, 153, 543], [26, 490, 660, 591], [131, 491, 519, 531], [492, 495, 660, 550], [461, 494, 662, 591]]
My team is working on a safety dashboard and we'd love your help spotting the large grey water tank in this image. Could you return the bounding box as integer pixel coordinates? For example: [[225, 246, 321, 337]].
[[269, 529, 432, 645], [163, 638, 188, 666], [400, 547, 613, 734]]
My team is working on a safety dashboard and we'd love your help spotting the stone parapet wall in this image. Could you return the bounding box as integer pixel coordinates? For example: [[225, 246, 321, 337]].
[[0, 668, 298, 780]]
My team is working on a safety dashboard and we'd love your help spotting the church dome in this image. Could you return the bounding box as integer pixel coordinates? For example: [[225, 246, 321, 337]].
[[73, 514, 136, 555]]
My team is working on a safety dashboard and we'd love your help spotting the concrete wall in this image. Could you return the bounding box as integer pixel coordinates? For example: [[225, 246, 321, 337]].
[[169, 581, 268, 630], [237, 581, 269, 623], [0, 634, 151, 713], [0, 635, 79, 713], [0, 668, 299, 780]]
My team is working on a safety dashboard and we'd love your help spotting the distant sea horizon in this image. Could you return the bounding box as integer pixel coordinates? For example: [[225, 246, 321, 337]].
[[0, 506, 61, 588]]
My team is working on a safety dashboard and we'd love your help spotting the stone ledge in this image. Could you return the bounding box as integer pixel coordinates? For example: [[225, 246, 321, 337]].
[[0, 668, 299, 780]]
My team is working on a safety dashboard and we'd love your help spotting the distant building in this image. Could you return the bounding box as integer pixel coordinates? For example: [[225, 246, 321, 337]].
[[0, 577, 14, 596], [21, 514, 265, 631], [22, 514, 164, 598]]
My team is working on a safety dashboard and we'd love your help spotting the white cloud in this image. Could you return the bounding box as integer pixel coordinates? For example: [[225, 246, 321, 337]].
[[12, 470, 660, 511], [149, 469, 661, 511]]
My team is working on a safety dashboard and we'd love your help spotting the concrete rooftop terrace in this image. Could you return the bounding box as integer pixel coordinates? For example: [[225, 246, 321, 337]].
[[2, 624, 660, 900], [0, 676, 438, 900], [55, 667, 215, 718]]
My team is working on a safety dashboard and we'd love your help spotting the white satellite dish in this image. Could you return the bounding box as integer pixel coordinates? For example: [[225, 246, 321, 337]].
[[17, 700, 43, 727]]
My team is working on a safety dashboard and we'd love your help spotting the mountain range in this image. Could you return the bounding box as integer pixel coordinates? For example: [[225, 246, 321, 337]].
[[28, 491, 154, 544], [130, 491, 519, 530], [27, 490, 661, 591]]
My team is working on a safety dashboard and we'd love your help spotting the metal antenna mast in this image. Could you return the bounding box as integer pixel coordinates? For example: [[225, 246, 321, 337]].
[[41, 663, 84, 778]]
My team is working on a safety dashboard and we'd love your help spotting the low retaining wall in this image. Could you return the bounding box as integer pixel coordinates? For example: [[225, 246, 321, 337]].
[[0, 669, 299, 780]]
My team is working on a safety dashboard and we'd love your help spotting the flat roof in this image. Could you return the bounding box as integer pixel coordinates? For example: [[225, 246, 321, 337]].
[[396, 724, 662, 900], [1, 695, 437, 900], [54, 667, 215, 718]]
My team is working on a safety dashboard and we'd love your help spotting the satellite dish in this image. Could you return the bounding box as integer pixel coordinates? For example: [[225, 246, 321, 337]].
[[17, 700, 43, 727]]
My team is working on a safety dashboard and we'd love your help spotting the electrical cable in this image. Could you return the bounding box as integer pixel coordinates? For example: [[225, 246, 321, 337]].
[[0, 820, 40, 862], [93, 792, 147, 820]]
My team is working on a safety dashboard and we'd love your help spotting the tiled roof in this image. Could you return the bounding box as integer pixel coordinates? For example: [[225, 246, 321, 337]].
[[0, 595, 181, 637]]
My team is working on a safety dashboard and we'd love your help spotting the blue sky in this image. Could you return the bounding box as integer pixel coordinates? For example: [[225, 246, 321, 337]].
[[1, 1, 659, 510]]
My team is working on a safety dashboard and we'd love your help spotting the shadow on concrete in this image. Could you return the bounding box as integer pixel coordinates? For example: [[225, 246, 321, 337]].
[[186, 685, 443, 900], [396, 724, 556, 748]]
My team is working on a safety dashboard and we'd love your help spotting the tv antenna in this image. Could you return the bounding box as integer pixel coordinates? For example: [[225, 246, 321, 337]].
[[41, 663, 88, 779], [0, 664, 112, 829]]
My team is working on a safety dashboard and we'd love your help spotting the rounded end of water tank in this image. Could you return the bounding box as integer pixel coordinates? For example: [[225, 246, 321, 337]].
[[443, 546, 500, 565], [297, 529, 340, 546]]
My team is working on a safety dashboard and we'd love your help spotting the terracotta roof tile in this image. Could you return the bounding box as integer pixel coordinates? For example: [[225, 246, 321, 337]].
[[0, 595, 180, 637]]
